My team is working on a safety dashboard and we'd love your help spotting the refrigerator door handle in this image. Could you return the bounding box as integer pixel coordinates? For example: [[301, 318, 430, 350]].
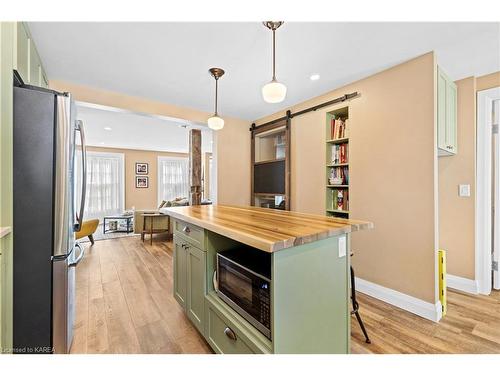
[[69, 242, 85, 267], [74, 120, 87, 232]]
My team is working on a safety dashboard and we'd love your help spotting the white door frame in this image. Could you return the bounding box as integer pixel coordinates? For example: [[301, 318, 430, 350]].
[[476, 87, 500, 295]]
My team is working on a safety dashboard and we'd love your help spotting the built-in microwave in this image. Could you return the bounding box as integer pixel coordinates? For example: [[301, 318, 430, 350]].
[[214, 248, 271, 339]]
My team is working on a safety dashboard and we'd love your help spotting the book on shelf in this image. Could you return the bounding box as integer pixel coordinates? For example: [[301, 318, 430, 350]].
[[331, 143, 349, 164], [330, 117, 349, 140], [328, 166, 349, 185], [331, 189, 349, 211]]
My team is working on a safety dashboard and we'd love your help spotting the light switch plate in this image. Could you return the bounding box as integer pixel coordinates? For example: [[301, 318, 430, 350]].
[[338, 236, 346, 258], [459, 184, 471, 197]]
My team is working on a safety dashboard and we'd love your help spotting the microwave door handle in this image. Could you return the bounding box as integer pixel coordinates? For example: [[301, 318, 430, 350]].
[[74, 120, 87, 232], [213, 270, 218, 291]]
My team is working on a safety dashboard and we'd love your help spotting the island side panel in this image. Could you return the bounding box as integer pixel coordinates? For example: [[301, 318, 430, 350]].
[[272, 234, 350, 354]]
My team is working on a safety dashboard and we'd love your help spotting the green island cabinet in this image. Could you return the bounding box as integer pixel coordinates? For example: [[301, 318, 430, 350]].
[[169, 206, 372, 354], [437, 66, 457, 156]]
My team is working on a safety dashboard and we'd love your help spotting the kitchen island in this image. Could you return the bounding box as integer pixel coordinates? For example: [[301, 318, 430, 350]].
[[164, 205, 373, 354]]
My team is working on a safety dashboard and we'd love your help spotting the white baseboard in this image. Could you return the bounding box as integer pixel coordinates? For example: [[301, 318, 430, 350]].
[[355, 277, 442, 322], [446, 274, 479, 294]]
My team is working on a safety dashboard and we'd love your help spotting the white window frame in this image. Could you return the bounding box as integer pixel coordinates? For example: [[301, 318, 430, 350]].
[[157, 156, 189, 205], [76, 150, 125, 220]]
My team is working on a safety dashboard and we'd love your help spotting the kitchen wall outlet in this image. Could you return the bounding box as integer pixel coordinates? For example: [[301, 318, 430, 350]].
[[459, 184, 471, 197], [338, 236, 346, 258]]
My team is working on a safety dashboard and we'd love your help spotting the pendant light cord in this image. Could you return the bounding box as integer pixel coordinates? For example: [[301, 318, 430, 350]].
[[214, 77, 218, 116], [272, 29, 276, 80]]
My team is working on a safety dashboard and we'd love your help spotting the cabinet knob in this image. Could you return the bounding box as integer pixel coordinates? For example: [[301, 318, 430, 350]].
[[182, 226, 191, 234], [224, 327, 237, 341]]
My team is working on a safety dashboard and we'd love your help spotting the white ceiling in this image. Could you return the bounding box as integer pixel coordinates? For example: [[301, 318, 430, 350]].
[[29, 22, 500, 120], [76, 102, 213, 153]]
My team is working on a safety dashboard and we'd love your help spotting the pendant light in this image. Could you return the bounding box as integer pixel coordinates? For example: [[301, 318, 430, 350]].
[[207, 68, 225, 130], [262, 21, 286, 103]]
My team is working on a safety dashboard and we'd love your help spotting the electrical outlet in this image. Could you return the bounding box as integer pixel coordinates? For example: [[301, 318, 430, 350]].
[[338, 236, 346, 258], [459, 184, 471, 197]]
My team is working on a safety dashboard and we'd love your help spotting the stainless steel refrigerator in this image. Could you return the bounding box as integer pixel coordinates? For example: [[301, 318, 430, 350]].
[[13, 82, 87, 354]]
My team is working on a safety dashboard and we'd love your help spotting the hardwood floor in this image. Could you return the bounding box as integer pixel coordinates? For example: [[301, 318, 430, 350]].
[[72, 236, 500, 354], [351, 288, 500, 353], [71, 235, 211, 354]]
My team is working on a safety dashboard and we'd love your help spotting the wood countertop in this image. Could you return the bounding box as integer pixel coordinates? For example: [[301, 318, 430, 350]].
[[164, 205, 373, 252]]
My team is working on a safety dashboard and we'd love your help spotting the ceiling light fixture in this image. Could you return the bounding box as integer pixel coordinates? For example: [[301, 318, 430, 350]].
[[310, 74, 320, 81], [207, 67, 225, 131], [262, 21, 286, 104], [104, 126, 112, 131]]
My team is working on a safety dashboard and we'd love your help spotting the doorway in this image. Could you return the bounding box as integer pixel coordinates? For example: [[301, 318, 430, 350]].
[[476, 87, 500, 294]]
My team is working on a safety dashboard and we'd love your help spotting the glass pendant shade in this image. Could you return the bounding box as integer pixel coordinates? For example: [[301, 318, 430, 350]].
[[207, 114, 224, 130], [262, 80, 287, 103]]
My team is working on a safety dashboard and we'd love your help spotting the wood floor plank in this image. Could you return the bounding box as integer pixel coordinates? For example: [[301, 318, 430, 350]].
[[86, 297, 110, 353], [102, 280, 141, 353], [135, 320, 182, 354]]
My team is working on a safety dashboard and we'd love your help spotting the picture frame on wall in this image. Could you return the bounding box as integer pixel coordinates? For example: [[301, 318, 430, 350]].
[[136, 162, 149, 175], [136, 176, 149, 188]]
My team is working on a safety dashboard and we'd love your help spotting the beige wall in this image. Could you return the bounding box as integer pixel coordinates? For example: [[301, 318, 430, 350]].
[[477, 71, 500, 92], [86, 146, 188, 210], [255, 53, 438, 304], [49, 80, 251, 206], [438, 77, 476, 279]]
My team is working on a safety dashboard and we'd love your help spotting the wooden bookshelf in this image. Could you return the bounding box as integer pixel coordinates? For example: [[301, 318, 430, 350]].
[[326, 106, 350, 218]]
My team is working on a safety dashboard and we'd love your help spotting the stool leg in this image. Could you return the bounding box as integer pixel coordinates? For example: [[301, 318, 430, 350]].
[[142, 217, 145, 242], [351, 266, 371, 344], [150, 217, 153, 245]]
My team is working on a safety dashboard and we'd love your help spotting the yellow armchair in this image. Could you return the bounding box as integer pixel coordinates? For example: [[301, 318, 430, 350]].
[[75, 219, 99, 245]]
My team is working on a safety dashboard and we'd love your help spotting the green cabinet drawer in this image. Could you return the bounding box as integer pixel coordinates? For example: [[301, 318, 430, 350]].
[[174, 219, 205, 250], [206, 301, 255, 354], [205, 294, 272, 354]]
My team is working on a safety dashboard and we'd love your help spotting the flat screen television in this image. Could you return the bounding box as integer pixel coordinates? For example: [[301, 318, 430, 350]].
[[253, 160, 285, 194]]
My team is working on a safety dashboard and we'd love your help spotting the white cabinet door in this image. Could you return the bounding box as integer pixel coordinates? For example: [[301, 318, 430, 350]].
[[437, 67, 457, 156], [445, 80, 457, 154]]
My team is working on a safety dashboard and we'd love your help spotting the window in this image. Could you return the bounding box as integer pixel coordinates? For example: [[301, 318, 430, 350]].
[[75, 151, 125, 220], [158, 156, 189, 204]]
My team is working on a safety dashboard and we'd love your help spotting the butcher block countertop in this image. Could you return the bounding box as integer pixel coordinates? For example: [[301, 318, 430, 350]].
[[164, 205, 373, 252]]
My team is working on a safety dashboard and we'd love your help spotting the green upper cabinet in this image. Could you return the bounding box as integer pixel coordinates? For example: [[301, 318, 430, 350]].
[[14, 23, 29, 84], [13, 22, 48, 88], [437, 66, 457, 156], [29, 39, 41, 86]]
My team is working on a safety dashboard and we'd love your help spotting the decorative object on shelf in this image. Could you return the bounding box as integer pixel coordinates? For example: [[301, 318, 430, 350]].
[[262, 21, 287, 103], [136, 176, 149, 188], [135, 162, 148, 175], [207, 67, 225, 130]]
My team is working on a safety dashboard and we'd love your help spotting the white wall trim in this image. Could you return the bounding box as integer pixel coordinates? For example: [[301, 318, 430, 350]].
[[355, 277, 442, 322], [476, 87, 500, 295], [446, 274, 479, 294]]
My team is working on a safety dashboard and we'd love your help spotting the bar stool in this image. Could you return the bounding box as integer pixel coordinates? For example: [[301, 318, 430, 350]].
[[350, 252, 371, 344]]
